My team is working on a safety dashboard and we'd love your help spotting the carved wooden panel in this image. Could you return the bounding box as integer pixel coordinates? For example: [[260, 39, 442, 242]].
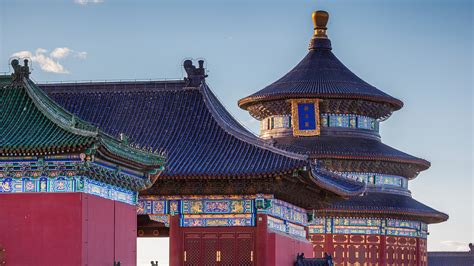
[[184, 234, 201, 266], [183, 231, 254, 265], [311, 233, 424, 266], [236, 235, 253, 266], [203, 234, 218, 266], [220, 234, 235, 266]]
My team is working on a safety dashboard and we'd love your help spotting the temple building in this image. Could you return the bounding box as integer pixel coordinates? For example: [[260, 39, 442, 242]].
[[0, 8, 447, 266], [0, 60, 165, 265], [238, 10, 448, 266], [41, 59, 365, 265]]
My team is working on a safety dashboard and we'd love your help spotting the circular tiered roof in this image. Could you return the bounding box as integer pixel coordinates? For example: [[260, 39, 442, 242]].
[[238, 11, 403, 119]]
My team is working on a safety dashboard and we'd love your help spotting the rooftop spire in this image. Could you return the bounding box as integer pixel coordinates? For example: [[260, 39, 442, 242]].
[[309, 10, 332, 50], [312, 10, 329, 38]]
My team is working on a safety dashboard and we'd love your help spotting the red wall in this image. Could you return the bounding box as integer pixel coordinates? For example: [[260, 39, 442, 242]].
[[0, 193, 136, 266], [170, 214, 313, 266], [310, 233, 426, 266], [267, 231, 313, 266]]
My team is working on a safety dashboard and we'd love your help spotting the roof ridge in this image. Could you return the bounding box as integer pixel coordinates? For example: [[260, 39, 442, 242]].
[[40, 79, 189, 94], [200, 83, 308, 161], [24, 78, 99, 137]]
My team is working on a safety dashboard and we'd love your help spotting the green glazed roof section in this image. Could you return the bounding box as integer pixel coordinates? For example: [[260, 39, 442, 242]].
[[98, 136, 166, 168], [0, 75, 96, 155], [24, 78, 98, 136], [0, 74, 165, 168]]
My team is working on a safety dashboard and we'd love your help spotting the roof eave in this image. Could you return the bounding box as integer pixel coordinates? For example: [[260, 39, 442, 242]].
[[238, 93, 403, 113], [309, 166, 366, 198]]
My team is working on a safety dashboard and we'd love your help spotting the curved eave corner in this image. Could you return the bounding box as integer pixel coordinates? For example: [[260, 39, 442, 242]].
[[95, 136, 166, 189], [310, 163, 366, 197]]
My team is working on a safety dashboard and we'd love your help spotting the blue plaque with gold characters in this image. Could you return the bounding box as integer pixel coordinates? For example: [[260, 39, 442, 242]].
[[291, 99, 320, 136]]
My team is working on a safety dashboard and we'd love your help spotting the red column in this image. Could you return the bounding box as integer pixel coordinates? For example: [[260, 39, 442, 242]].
[[255, 213, 268, 265], [325, 233, 334, 256], [416, 237, 421, 266], [379, 235, 386, 265], [169, 215, 182, 266]]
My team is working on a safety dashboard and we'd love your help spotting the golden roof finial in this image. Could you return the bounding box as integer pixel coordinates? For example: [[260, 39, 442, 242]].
[[312, 10, 329, 38]]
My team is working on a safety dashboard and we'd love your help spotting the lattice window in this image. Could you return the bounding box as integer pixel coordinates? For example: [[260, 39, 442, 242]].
[[368, 244, 378, 265], [237, 237, 253, 266], [184, 237, 201, 266], [220, 236, 235, 266], [333, 244, 345, 264], [203, 236, 218, 266]]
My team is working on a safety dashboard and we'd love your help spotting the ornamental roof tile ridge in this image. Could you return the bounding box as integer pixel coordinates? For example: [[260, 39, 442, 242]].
[[24, 78, 99, 137], [199, 82, 307, 161], [40, 79, 188, 94]]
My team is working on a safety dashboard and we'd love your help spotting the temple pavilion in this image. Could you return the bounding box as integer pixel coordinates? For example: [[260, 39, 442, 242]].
[[0, 8, 447, 266], [238, 10, 448, 266], [0, 60, 165, 265]]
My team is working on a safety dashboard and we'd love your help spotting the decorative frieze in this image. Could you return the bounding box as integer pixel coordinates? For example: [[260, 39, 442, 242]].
[[181, 214, 255, 227], [181, 199, 254, 214], [138, 195, 310, 239], [260, 113, 379, 135], [309, 217, 428, 239], [267, 216, 307, 239], [332, 171, 408, 190], [267, 198, 307, 226], [0, 176, 137, 205]]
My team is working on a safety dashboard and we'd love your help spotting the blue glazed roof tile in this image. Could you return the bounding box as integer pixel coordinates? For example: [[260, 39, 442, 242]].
[[317, 192, 448, 224], [273, 135, 431, 170], [41, 80, 365, 196]]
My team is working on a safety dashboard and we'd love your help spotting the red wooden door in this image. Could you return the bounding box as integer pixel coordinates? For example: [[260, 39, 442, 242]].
[[236, 233, 254, 265], [184, 231, 254, 265], [184, 233, 201, 266], [219, 233, 235, 266]]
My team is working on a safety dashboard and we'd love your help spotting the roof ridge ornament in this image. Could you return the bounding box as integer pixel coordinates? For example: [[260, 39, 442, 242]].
[[183, 59, 208, 87], [309, 10, 332, 50], [11, 59, 31, 83]]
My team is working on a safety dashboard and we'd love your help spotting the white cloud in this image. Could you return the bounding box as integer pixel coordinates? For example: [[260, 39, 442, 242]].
[[36, 48, 48, 54], [11, 47, 87, 74], [50, 47, 71, 59], [74, 0, 103, 5]]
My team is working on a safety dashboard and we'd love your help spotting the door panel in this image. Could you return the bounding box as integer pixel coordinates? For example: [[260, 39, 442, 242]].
[[236, 234, 253, 266], [184, 233, 201, 266], [203, 233, 218, 266], [183, 231, 254, 266], [219, 233, 235, 266]]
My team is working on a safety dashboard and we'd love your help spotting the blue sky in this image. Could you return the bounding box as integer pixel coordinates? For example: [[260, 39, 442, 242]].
[[1, 0, 472, 253]]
